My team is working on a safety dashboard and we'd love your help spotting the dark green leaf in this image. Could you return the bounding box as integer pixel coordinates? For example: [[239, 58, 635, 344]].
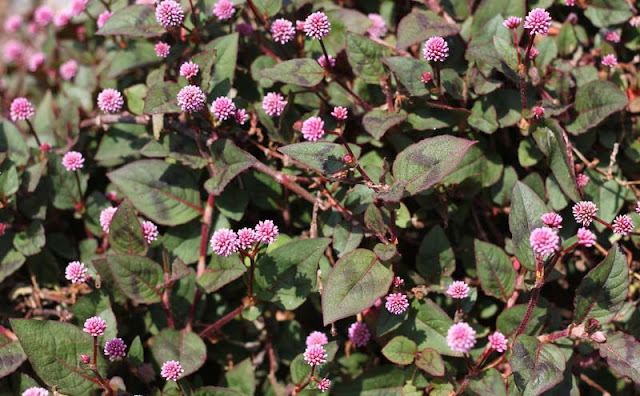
[[279, 142, 360, 174], [97, 4, 164, 37], [509, 182, 548, 271], [143, 82, 182, 115], [397, 10, 460, 49], [474, 239, 516, 302], [415, 348, 444, 376], [381, 336, 416, 365], [13, 221, 45, 257], [362, 110, 407, 139], [150, 329, 206, 377], [94, 254, 163, 304], [346, 33, 392, 83], [566, 80, 628, 134], [416, 225, 455, 284], [260, 59, 325, 87], [203, 33, 239, 97], [511, 336, 566, 396], [584, 0, 633, 28], [0, 332, 26, 379], [204, 139, 256, 196], [197, 255, 247, 294], [597, 332, 640, 383], [108, 200, 147, 255]]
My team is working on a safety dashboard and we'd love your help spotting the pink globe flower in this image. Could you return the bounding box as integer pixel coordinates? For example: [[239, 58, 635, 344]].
[[524, 8, 551, 36], [317, 378, 331, 392], [385, 293, 409, 315], [60, 60, 78, 81], [488, 332, 507, 353], [104, 337, 127, 361], [576, 173, 589, 188], [71, 0, 88, 16], [348, 322, 370, 347], [612, 214, 634, 235], [541, 212, 563, 228], [271, 19, 296, 44], [97, 88, 124, 114], [235, 108, 249, 125], [446, 322, 476, 353], [155, 41, 171, 58], [3, 40, 24, 63], [54, 10, 72, 28], [577, 227, 595, 247], [421, 71, 433, 83], [565, 0, 576, 5], [22, 387, 49, 396], [28, 22, 38, 35], [237, 227, 257, 250], [10, 97, 35, 121], [180, 61, 199, 79], [367, 14, 387, 38], [532, 106, 545, 119], [211, 96, 236, 121], [503, 16, 522, 29], [262, 92, 288, 117], [331, 106, 348, 120], [529, 227, 559, 256], [97, 11, 112, 29], [602, 54, 618, 67], [161, 360, 184, 381], [254, 220, 279, 244], [28, 52, 46, 72], [40, 143, 52, 153], [573, 201, 598, 226], [100, 206, 117, 233], [4, 15, 23, 33], [317, 54, 336, 69], [142, 221, 159, 244], [83, 316, 107, 337], [529, 47, 539, 59], [301, 116, 325, 141], [62, 151, 85, 171], [393, 276, 405, 288], [303, 344, 327, 366], [306, 331, 328, 346], [631, 16, 640, 27], [34, 6, 54, 27], [65, 261, 88, 284], [210, 228, 239, 257], [446, 281, 470, 299], [304, 12, 331, 40], [156, 0, 184, 29], [213, 0, 235, 20], [177, 85, 206, 113], [605, 31, 621, 43], [422, 36, 449, 62]]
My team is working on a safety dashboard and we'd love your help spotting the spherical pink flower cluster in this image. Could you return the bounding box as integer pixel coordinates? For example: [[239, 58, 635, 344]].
[[155, 41, 171, 58], [254, 220, 279, 244], [331, 106, 348, 120], [602, 54, 618, 67], [271, 19, 296, 44], [54, 10, 72, 28], [348, 322, 370, 347], [530, 227, 559, 256], [180, 61, 199, 79], [385, 293, 409, 315], [303, 344, 327, 366], [177, 85, 206, 113], [529, 47, 539, 59], [532, 106, 545, 119], [4, 15, 22, 33], [83, 316, 107, 337], [62, 151, 85, 171], [210, 221, 278, 256], [156, 0, 184, 29], [573, 201, 598, 226], [65, 261, 87, 284], [304, 12, 331, 40], [161, 360, 184, 381], [236, 227, 256, 250], [100, 207, 117, 233], [60, 60, 78, 81], [422, 36, 449, 62], [142, 221, 159, 244], [612, 214, 634, 235], [22, 387, 49, 396], [262, 92, 288, 117], [211, 96, 236, 121], [210, 228, 239, 257], [576, 173, 589, 187], [97, 88, 124, 114], [28, 52, 45, 72], [301, 116, 325, 141], [421, 72, 433, 83], [3, 40, 24, 63], [104, 338, 127, 361], [541, 212, 563, 228], [446, 322, 476, 353], [34, 6, 54, 27], [317, 378, 331, 392], [577, 228, 595, 247], [97, 11, 113, 29], [213, 0, 235, 20], [488, 332, 507, 353], [10, 97, 35, 121], [393, 276, 404, 288], [503, 16, 522, 29], [235, 108, 249, 125], [605, 31, 621, 43], [367, 14, 387, 38], [306, 331, 328, 346], [447, 281, 470, 299], [524, 8, 551, 36], [317, 55, 336, 69]]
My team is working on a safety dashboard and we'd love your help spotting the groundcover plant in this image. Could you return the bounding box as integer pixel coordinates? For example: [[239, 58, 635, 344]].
[[1, 0, 640, 394]]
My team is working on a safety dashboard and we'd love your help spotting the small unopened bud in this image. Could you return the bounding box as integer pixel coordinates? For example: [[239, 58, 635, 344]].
[[343, 154, 355, 166], [532, 106, 545, 119], [585, 318, 600, 333], [420, 72, 433, 84], [591, 331, 607, 343], [0, 223, 8, 236], [106, 190, 118, 202], [39, 143, 51, 153], [81, 354, 90, 364]]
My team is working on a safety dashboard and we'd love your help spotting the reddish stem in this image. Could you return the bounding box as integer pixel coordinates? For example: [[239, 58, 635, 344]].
[[198, 304, 245, 339]]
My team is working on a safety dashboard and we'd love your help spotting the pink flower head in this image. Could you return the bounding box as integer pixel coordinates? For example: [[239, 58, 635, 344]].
[[630, 16, 640, 27], [28, 23, 38, 35], [213, 0, 235, 20], [573, 201, 598, 226], [577, 227, 595, 247], [54, 10, 72, 28], [529, 227, 559, 256], [3, 40, 24, 63], [0, 223, 8, 237], [65, 261, 87, 284], [602, 54, 618, 67], [180, 61, 199, 79], [262, 92, 288, 117], [104, 337, 127, 361], [532, 106, 545, 119], [385, 293, 409, 315], [446, 322, 476, 353], [83, 316, 107, 336], [142, 221, 159, 244], [62, 151, 85, 171], [503, 16, 522, 29], [541, 212, 563, 228], [236, 23, 254, 36], [210, 228, 239, 256], [524, 8, 551, 36], [155, 41, 171, 58], [306, 331, 329, 346], [22, 388, 49, 396], [97, 11, 112, 29], [301, 116, 325, 141], [211, 96, 236, 121], [367, 13, 387, 38], [40, 143, 52, 153], [10, 97, 35, 121], [576, 173, 589, 187], [80, 354, 91, 364], [317, 55, 336, 69], [156, 0, 184, 29], [160, 360, 184, 381], [605, 31, 621, 43], [254, 220, 279, 244], [612, 214, 634, 235], [177, 85, 206, 113], [71, 0, 88, 16], [565, 0, 576, 5], [331, 106, 348, 120], [237, 227, 257, 250], [348, 322, 370, 347], [271, 19, 296, 44], [34, 6, 54, 27], [296, 20, 305, 31], [317, 378, 331, 392], [446, 281, 470, 299], [303, 344, 327, 366], [97, 88, 124, 114], [100, 206, 117, 233], [488, 332, 507, 353], [235, 108, 249, 125], [421, 71, 433, 83], [4, 15, 23, 33], [529, 46, 539, 59], [59, 60, 78, 81], [28, 52, 46, 72], [422, 36, 449, 62], [393, 276, 404, 288], [304, 12, 331, 40]]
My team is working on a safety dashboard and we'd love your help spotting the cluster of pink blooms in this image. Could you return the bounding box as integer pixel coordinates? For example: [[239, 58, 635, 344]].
[[421, 72, 433, 83], [487, 331, 508, 353], [317, 55, 336, 69], [612, 214, 634, 235], [62, 151, 85, 171], [177, 85, 207, 113], [97, 11, 113, 29], [385, 293, 409, 315], [262, 92, 288, 117], [270, 19, 296, 44], [210, 220, 279, 257], [3, 40, 24, 64], [602, 54, 618, 67], [524, 8, 552, 36], [235, 108, 249, 125], [529, 227, 559, 256], [100, 206, 118, 233], [161, 360, 184, 381], [541, 212, 562, 228], [28, 52, 45, 72], [317, 378, 331, 392], [423, 36, 449, 62], [155, 41, 171, 58], [529, 47, 539, 59], [303, 12, 331, 40], [446, 281, 470, 299], [604, 31, 621, 43], [306, 331, 328, 346], [97, 89, 124, 114], [211, 96, 236, 121], [104, 337, 127, 361], [34, 6, 54, 27], [446, 322, 476, 353], [65, 261, 88, 284], [83, 316, 107, 337], [301, 116, 325, 141], [21, 388, 49, 396], [156, 0, 184, 29], [10, 97, 35, 121], [59, 60, 78, 81], [213, 0, 235, 20], [331, 106, 348, 120], [303, 344, 327, 366], [366, 14, 387, 38], [180, 61, 199, 79], [532, 106, 545, 119], [576, 173, 589, 187], [577, 228, 596, 247], [348, 321, 371, 347], [572, 201, 598, 226], [503, 16, 522, 29], [142, 221, 159, 244], [4, 15, 22, 33]]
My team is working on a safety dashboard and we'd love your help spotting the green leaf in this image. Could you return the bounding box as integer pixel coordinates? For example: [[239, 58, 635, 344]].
[[13, 221, 45, 257], [384, 57, 432, 97], [511, 336, 566, 396], [397, 10, 460, 49], [472, 0, 525, 36], [362, 110, 408, 139], [124, 84, 147, 116], [204, 139, 257, 196], [108, 200, 148, 255], [223, 358, 255, 395], [0, 237, 26, 283], [191, 49, 217, 94], [381, 336, 417, 365], [11, 319, 106, 395], [260, 59, 325, 87], [143, 82, 182, 115], [0, 332, 26, 379], [94, 254, 163, 304], [251, 0, 282, 17], [150, 329, 206, 377], [474, 240, 516, 302], [509, 182, 548, 271], [0, 121, 29, 166], [597, 332, 640, 383], [141, 132, 207, 169], [0, 160, 18, 196], [468, 100, 499, 134], [71, 290, 118, 341], [279, 142, 360, 174], [128, 336, 144, 367], [584, 0, 633, 28], [566, 80, 628, 134], [493, 36, 518, 71], [105, 42, 158, 79], [108, 160, 202, 226], [574, 244, 628, 324], [346, 33, 392, 84], [497, 303, 548, 336], [322, 249, 393, 325], [254, 238, 331, 310], [203, 33, 239, 97], [416, 225, 455, 284], [466, 369, 508, 396], [415, 348, 444, 376], [333, 367, 408, 395], [197, 254, 247, 294], [96, 4, 164, 37], [194, 387, 246, 396]]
